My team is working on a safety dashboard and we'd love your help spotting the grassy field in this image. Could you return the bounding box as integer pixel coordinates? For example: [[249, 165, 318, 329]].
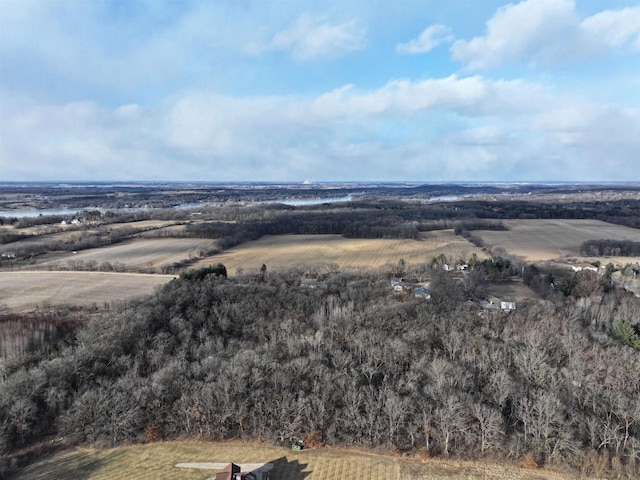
[[12, 440, 585, 480], [474, 219, 640, 262], [0, 271, 174, 312], [486, 281, 540, 302], [192, 231, 483, 275], [35, 238, 215, 270]]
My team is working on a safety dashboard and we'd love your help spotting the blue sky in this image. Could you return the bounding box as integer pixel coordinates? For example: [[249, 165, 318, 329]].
[[1, 0, 639, 182]]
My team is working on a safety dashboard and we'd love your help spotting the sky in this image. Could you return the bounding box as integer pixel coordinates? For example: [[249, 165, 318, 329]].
[[0, 0, 639, 182]]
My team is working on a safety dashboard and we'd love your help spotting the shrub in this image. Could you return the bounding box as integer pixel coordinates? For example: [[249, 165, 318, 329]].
[[180, 263, 227, 281], [612, 320, 640, 350]]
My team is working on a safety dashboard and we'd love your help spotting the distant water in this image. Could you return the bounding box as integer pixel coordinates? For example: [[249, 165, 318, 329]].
[[0, 207, 149, 218], [428, 194, 489, 202], [256, 195, 354, 206], [0, 208, 92, 218], [428, 195, 460, 202]]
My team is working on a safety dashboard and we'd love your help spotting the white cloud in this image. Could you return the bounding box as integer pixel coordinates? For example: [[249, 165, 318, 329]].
[[580, 6, 640, 51], [5, 72, 637, 182], [451, 0, 640, 70], [397, 25, 454, 54], [267, 14, 366, 60], [451, 0, 577, 70], [310, 75, 548, 119]]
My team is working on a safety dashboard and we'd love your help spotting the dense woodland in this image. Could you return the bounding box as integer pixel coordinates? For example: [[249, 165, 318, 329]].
[[1, 266, 639, 478], [581, 240, 640, 257]]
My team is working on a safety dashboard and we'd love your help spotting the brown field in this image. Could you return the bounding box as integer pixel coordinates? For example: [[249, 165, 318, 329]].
[[35, 238, 216, 269], [486, 281, 540, 302], [192, 231, 484, 275], [0, 220, 181, 254], [474, 219, 640, 263], [0, 229, 100, 253], [13, 440, 586, 480], [0, 271, 174, 312], [106, 219, 180, 230]]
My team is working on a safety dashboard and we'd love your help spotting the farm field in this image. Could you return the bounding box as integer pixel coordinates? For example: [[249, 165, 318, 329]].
[[106, 219, 181, 230], [192, 231, 484, 275], [13, 440, 586, 480], [0, 271, 174, 312], [34, 238, 215, 270], [474, 219, 640, 262], [0, 229, 102, 253], [0, 220, 183, 254], [486, 280, 540, 302]]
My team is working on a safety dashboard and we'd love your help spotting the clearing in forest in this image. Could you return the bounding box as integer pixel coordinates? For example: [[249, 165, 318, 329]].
[[192, 231, 483, 274], [0, 271, 174, 312], [473, 219, 640, 262], [12, 440, 591, 480]]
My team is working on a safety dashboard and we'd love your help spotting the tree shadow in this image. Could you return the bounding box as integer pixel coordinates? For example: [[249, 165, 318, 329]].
[[11, 449, 126, 480], [269, 456, 312, 480]]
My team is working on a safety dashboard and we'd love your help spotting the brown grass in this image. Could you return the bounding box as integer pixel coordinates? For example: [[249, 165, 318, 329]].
[[474, 219, 640, 263], [192, 231, 484, 275], [35, 238, 215, 269], [0, 271, 174, 312], [486, 281, 540, 302], [12, 440, 591, 480]]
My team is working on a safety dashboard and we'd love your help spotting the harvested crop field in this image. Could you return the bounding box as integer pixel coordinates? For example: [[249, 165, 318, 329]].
[[0, 271, 174, 312], [192, 231, 483, 274], [474, 219, 640, 262], [13, 440, 586, 480], [35, 238, 216, 269], [486, 281, 540, 302]]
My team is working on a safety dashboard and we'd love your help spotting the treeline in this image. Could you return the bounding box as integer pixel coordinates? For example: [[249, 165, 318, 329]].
[[185, 210, 509, 249], [1, 270, 639, 478], [184, 211, 426, 248], [581, 239, 640, 257], [453, 221, 506, 248], [463, 199, 640, 229]]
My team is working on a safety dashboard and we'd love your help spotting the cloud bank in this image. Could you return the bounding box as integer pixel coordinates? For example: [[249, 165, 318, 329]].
[[1, 0, 639, 181]]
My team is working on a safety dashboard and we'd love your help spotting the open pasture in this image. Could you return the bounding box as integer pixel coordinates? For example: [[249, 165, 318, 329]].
[[0, 229, 100, 253], [474, 219, 640, 262], [106, 219, 181, 231], [0, 271, 174, 312], [13, 440, 584, 480], [486, 281, 540, 302], [35, 238, 215, 269], [0, 220, 181, 254], [192, 231, 483, 274]]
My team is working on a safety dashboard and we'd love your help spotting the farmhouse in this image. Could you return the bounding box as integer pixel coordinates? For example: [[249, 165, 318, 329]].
[[483, 296, 516, 311], [215, 462, 269, 480], [175, 461, 273, 480], [500, 301, 516, 311]]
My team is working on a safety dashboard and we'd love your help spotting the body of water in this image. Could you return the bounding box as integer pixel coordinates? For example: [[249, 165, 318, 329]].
[[0, 195, 356, 218], [0, 207, 150, 218], [255, 195, 354, 206]]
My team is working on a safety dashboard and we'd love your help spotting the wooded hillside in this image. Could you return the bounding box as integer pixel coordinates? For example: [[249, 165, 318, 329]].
[[1, 268, 639, 478]]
